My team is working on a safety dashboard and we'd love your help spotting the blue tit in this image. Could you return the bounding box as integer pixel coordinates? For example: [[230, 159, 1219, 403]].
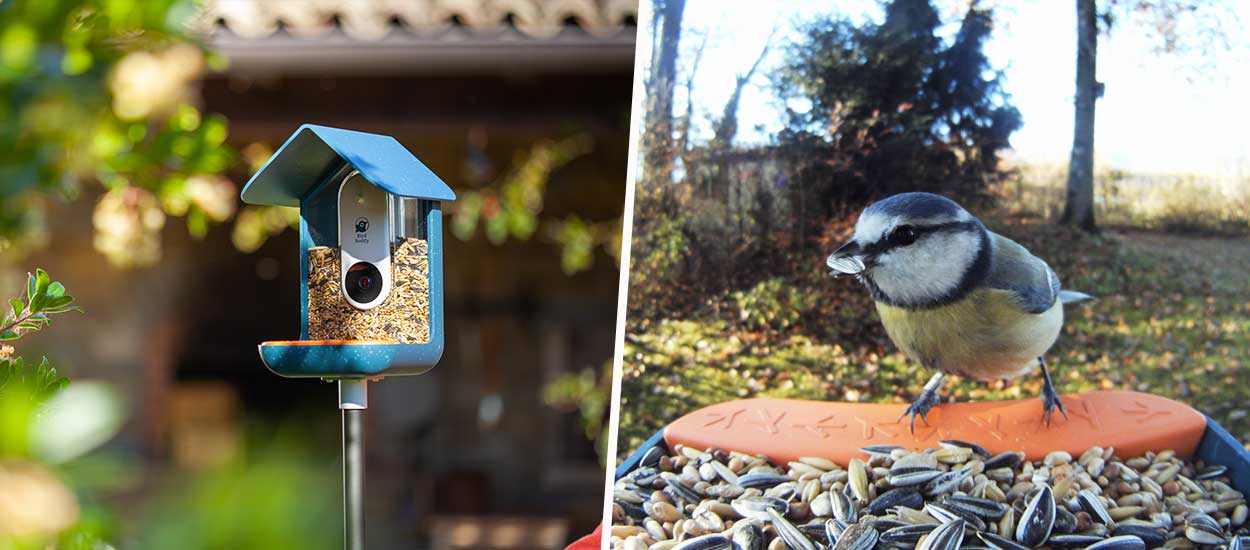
[[825, 192, 1094, 431]]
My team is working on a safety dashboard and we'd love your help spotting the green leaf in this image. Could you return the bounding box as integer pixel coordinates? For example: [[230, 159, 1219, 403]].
[[0, 331, 17, 341], [29, 292, 47, 313], [35, 268, 51, 295], [9, 298, 22, 320], [48, 281, 65, 298], [46, 296, 74, 310], [26, 272, 36, 302]]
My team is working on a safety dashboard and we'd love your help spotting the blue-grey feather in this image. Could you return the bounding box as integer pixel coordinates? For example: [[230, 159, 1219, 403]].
[[984, 232, 1060, 314], [863, 192, 963, 221]]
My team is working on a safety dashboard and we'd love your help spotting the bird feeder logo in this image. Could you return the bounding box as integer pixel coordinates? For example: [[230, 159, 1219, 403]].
[[239, 124, 456, 379]]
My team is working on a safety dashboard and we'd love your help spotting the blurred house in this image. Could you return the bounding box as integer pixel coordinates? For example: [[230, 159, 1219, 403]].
[[17, 1, 634, 548]]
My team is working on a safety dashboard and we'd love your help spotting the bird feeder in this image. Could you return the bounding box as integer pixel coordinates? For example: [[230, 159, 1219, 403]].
[[240, 124, 455, 550], [241, 124, 454, 380]]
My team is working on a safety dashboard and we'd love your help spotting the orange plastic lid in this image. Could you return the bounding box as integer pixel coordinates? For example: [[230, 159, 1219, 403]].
[[663, 391, 1207, 465]]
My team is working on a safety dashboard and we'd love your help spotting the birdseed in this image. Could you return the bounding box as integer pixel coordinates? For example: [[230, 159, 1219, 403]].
[[306, 238, 430, 343], [612, 444, 1248, 550]]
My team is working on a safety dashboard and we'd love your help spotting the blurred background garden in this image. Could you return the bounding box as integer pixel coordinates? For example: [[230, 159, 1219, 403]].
[[0, 0, 634, 548], [620, 0, 1250, 461]]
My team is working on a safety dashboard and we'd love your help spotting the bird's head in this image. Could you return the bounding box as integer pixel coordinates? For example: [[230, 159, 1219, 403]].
[[826, 192, 991, 308]]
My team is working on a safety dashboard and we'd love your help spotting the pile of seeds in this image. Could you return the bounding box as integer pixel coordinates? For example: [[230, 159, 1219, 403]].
[[307, 238, 430, 343], [611, 443, 1248, 550]]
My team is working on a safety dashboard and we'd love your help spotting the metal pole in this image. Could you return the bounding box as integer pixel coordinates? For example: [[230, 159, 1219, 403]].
[[340, 380, 367, 550]]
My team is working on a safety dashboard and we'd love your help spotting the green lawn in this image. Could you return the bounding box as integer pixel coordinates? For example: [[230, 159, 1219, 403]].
[[618, 219, 1250, 461]]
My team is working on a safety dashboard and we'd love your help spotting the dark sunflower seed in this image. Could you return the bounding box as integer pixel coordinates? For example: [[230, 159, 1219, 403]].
[[672, 534, 732, 550], [1077, 490, 1114, 526], [1054, 506, 1079, 534], [978, 531, 1031, 550], [867, 488, 924, 516], [1084, 535, 1146, 550], [1015, 484, 1055, 546], [1195, 465, 1228, 480], [862, 445, 904, 457], [1111, 525, 1166, 549], [831, 487, 858, 524], [1049, 534, 1105, 548], [983, 451, 1024, 470], [890, 469, 945, 487], [945, 495, 1009, 520], [734, 522, 766, 550], [739, 472, 793, 489], [639, 446, 663, 468], [881, 524, 938, 544], [769, 507, 818, 550]]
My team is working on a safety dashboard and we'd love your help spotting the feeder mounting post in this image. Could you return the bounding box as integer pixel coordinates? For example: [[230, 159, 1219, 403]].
[[339, 379, 367, 550]]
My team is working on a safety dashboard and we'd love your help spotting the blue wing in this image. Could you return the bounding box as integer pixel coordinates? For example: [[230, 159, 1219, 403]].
[[985, 232, 1061, 314]]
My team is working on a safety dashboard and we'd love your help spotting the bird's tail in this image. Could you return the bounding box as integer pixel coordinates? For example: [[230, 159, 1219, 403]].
[[1059, 290, 1096, 305]]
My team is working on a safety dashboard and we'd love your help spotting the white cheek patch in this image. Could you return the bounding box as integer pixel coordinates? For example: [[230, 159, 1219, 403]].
[[872, 231, 981, 305]]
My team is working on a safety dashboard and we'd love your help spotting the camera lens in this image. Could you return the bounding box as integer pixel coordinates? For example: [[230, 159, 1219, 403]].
[[345, 262, 383, 304]]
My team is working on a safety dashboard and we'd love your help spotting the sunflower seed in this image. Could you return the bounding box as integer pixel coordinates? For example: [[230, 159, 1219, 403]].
[[940, 440, 990, 458], [945, 495, 1009, 520], [832, 520, 879, 550], [1229, 537, 1247, 550], [1111, 525, 1167, 548], [831, 487, 858, 523], [862, 445, 904, 458], [1055, 506, 1079, 534], [825, 518, 848, 543], [890, 468, 945, 487], [1049, 534, 1105, 548], [882, 524, 938, 544], [733, 496, 790, 521], [1195, 465, 1227, 481], [1085, 535, 1147, 550], [978, 531, 1030, 550], [672, 534, 732, 550], [919, 519, 966, 550], [1183, 514, 1225, 545], [927, 502, 987, 531], [984, 452, 1024, 471], [740, 472, 794, 489], [867, 487, 924, 516], [641, 447, 663, 468], [1077, 490, 1114, 526], [923, 466, 971, 497], [1016, 484, 1055, 546], [733, 522, 765, 550], [768, 508, 818, 550]]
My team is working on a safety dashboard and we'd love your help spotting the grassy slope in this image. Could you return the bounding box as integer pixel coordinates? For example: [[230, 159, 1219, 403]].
[[618, 218, 1250, 461]]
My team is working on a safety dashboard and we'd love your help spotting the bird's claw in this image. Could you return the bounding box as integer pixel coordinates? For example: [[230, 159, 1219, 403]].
[[1041, 383, 1068, 427], [898, 388, 940, 433]]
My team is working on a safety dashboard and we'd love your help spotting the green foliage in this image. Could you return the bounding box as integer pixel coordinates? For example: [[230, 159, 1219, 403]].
[[452, 134, 620, 274], [1, 269, 81, 342], [542, 362, 614, 464], [137, 444, 338, 550], [730, 278, 813, 335], [0, 0, 237, 266], [773, 0, 1019, 207]]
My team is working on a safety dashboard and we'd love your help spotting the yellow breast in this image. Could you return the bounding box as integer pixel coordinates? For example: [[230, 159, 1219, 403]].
[[875, 287, 1063, 381]]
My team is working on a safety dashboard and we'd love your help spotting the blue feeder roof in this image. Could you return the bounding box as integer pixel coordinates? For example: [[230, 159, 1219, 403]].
[[240, 124, 456, 207]]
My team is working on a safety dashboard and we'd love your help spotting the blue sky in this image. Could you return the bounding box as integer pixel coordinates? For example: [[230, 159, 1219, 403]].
[[649, 0, 1250, 176]]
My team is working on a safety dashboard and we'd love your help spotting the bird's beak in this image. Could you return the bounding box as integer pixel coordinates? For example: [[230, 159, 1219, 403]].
[[826, 239, 868, 277]]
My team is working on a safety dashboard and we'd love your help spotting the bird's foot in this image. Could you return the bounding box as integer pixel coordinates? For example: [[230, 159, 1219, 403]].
[[898, 388, 941, 433], [1041, 380, 1068, 427]]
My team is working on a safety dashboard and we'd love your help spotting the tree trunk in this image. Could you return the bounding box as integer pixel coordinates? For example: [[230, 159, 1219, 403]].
[[1061, 0, 1098, 232], [642, 0, 686, 185]]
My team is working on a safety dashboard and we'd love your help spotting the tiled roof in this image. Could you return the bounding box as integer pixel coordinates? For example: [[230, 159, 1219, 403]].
[[200, 0, 638, 41]]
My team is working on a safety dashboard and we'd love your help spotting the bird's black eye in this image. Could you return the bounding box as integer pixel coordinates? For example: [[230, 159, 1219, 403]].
[[890, 225, 918, 246]]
